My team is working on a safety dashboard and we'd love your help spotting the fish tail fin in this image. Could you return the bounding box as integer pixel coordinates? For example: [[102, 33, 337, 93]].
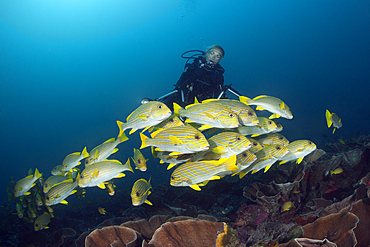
[[117, 122, 129, 143], [139, 133, 150, 149], [81, 147, 89, 159], [34, 168, 42, 180], [325, 109, 333, 128], [116, 120, 126, 138], [124, 158, 134, 173], [220, 155, 238, 172], [173, 102, 182, 116]]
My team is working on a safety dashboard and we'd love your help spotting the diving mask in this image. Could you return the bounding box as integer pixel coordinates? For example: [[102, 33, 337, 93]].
[[206, 49, 223, 64]]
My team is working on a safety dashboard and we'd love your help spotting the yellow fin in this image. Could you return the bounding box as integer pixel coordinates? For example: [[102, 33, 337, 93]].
[[251, 170, 259, 174], [139, 133, 149, 149], [97, 183, 106, 189], [169, 151, 182, 156], [190, 184, 201, 191], [212, 147, 226, 154], [269, 113, 280, 119], [167, 163, 176, 170], [169, 135, 183, 145], [60, 200, 68, 205], [198, 124, 213, 130], [115, 173, 126, 178], [103, 138, 115, 144], [296, 157, 304, 164], [326, 109, 333, 128], [279, 160, 288, 165], [239, 96, 251, 104], [264, 164, 273, 173], [129, 128, 137, 135], [145, 199, 153, 205], [92, 169, 99, 179], [210, 175, 221, 180], [173, 102, 182, 116]]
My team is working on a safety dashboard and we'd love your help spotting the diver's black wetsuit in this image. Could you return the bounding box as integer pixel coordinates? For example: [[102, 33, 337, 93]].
[[163, 56, 226, 110]]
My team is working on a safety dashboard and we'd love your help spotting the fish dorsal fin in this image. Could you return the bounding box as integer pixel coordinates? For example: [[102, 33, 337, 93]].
[[253, 95, 268, 100], [103, 138, 115, 144], [169, 135, 183, 146]]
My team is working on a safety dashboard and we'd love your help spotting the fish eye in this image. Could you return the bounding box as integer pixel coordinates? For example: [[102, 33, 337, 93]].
[[279, 137, 283, 140], [46, 196, 49, 200], [136, 192, 140, 197], [309, 141, 312, 145], [158, 105, 163, 109], [253, 142, 258, 146], [237, 137, 241, 141], [45, 184, 48, 188], [194, 135, 200, 140], [247, 111, 253, 116], [243, 153, 247, 157], [276, 146, 281, 150], [169, 118, 174, 122], [229, 113, 234, 117], [268, 121, 272, 124], [35, 224, 38, 227], [171, 176, 174, 179]]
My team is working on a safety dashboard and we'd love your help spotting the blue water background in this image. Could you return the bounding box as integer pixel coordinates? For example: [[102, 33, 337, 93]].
[[1, 0, 369, 204]]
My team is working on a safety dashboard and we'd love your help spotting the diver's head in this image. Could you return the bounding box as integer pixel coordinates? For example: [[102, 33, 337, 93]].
[[205, 45, 225, 66]]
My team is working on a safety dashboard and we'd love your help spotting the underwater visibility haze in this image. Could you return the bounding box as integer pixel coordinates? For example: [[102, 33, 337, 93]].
[[1, 0, 370, 246]]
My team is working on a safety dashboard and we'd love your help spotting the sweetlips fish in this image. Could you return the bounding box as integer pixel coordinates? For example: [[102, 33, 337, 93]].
[[98, 207, 106, 215], [43, 175, 73, 193], [35, 192, 43, 207], [279, 140, 317, 165], [79, 159, 133, 189], [170, 155, 238, 191], [246, 137, 263, 154], [61, 147, 89, 172], [152, 115, 184, 131], [51, 165, 65, 175], [326, 109, 342, 134], [192, 132, 252, 161], [202, 99, 259, 126], [271, 119, 283, 132], [240, 95, 293, 119], [104, 179, 116, 196], [238, 144, 288, 178], [255, 133, 289, 147], [238, 117, 278, 137], [131, 178, 153, 206], [16, 203, 23, 218], [132, 148, 148, 171], [173, 101, 239, 130], [45, 177, 78, 206], [117, 101, 172, 136], [233, 151, 257, 177], [85, 123, 129, 167], [14, 168, 42, 197], [140, 125, 209, 155], [34, 212, 51, 231]]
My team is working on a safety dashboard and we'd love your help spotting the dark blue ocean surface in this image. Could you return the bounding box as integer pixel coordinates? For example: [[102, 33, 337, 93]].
[[1, 0, 369, 211]]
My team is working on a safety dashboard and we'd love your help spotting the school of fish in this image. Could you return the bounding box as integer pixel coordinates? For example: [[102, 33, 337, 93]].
[[10, 94, 333, 231]]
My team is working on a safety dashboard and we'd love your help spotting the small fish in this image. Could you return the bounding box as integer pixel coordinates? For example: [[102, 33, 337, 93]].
[[173, 101, 239, 130], [35, 192, 43, 207], [326, 109, 342, 134], [34, 212, 51, 231], [43, 175, 73, 193], [170, 155, 238, 191], [240, 95, 293, 119], [246, 137, 263, 154], [201, 99, 259, 126], [132, 148, 148, 171], [79, 159, 133, 189], [279, 140, 317, 165], [14, 168, 42, 197], [61, 147, 89, 172], [330, 167, 343, 175], [281, 201, 294, 212], [271, 119, 283, 133], [45, 177, 78, 206], [152, 115, 184, 131], [104, 179, 115, 196], [51, 165, 65, 175], [238, 117, 278, 137], [192, 132, 252, 161], [255, 133, 289, 147], [338, 138, 345, 145], [16, 203, 23, 218], [98, 207, 106, 215], [140, 125, 209, 155], [28, 205, 38, 219], [131, 178, 153, 206], [117, 101, 172, 135], [85, 123, 129, 166], [153, 149, 194, 170]]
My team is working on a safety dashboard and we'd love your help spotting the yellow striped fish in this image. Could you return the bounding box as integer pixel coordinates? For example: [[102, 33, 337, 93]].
[[16, 203, 23, 218], [14, 168, 42, 197], [152, 115, 184, 131], [104, 179, 116, 196], [34, 212, 51, 231], [43, 175, 73, 193], [279, 140, 316, 164], [173, 101, 239, 130], [131, 178, 153, 206], [45, 178, 78, 206], [246, 137, 263, 154], [35, 193, 43, 207], [140, 125, 209, 155], [51, 165, 64, 175], [255, 133, 289, 147], [192, 132, 252, 161], [132, 148, 148, 171], [240, 95, 293, 119], [233, 151, 257, 177], [202, 99, 259, 126], [326, 109, 342, 134], [239, 144, 288, 177], [61, 147, 89, 172], [117, 101, 172, 136], [85, 123, 129, 167], [238, 117, 278, 137], [152, 149, 194, 170], [170, 155, 238, 191], [79, 159, 133, 189]]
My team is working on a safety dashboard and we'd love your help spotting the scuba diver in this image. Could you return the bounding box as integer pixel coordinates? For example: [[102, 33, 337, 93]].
[[143, 45, 242, 110]]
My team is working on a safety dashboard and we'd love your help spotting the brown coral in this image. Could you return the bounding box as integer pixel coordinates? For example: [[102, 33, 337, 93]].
[[85, 225, 142, 247]]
